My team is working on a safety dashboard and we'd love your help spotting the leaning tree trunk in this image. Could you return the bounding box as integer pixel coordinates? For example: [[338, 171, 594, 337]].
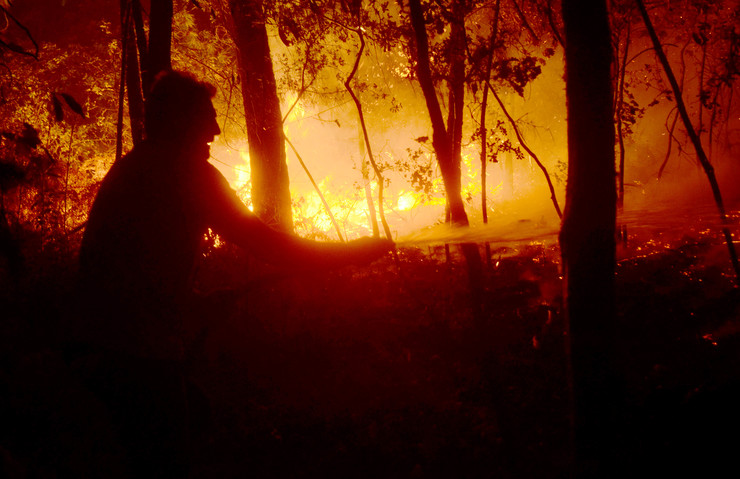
[[560, 1, 622, 477], [229, 0, 293, 231], [636, 0, 740, 283], [408, 0, 466, 226]]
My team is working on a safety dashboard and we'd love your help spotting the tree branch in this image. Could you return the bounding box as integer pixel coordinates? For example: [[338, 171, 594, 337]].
[[0, 5, 39, 59], [487, 80, 562, 218]]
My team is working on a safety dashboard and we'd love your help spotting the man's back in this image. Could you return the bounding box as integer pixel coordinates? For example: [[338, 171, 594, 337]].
[[78, 141, 223, 358]]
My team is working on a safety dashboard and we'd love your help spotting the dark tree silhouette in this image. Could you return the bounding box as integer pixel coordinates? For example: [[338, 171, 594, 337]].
[[116, 0, 170, 155], [407, 0, 467, 227], [120, 0, 145, 145], [560, 0, 622, 477], [148, 0, 173, 79]]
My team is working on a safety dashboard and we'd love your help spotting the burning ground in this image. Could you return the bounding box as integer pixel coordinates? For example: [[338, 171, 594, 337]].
[[2, 208, 739, 478]]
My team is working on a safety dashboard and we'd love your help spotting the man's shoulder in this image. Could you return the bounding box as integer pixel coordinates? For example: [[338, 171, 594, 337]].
[[103, 143, 150, 178], [199, 161, 232, 189]]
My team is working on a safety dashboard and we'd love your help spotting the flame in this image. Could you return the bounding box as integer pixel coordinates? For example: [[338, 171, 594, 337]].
[[209, 141, 252, 208], [208, 131, 565, 242], [204, 51, 572, 242], [396, 190, 417, 211]]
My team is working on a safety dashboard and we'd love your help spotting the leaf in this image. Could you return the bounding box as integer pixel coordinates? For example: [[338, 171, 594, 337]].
[[52, 94, 64, 122], [60, 93, 86, 118]]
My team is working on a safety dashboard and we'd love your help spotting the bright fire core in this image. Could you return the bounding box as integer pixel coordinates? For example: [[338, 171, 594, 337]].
[[207, 53, 570, 242]]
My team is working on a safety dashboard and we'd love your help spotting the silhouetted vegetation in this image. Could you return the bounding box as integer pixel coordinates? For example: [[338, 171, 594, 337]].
[[2, 225, 740, 477]]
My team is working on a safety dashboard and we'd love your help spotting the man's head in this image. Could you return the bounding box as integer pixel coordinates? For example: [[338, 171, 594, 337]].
[[145, 70, 221, 157]]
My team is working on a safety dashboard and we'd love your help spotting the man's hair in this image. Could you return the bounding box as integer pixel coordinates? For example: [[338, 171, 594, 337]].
[[144, 70, 217, 141]]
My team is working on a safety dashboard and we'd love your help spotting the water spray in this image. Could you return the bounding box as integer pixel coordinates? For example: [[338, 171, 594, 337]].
[[392, 202, 740, 248], [394, 222, 560, 247]]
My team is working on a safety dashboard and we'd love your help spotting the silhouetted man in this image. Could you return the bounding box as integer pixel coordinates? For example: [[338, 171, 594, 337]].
[[76, 70, 391, 477]]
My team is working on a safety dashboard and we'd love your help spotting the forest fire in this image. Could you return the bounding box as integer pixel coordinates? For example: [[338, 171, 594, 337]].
[[2, 1, 740, 478]]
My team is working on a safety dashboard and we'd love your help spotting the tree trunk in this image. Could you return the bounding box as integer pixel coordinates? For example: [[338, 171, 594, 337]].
[[614, 23, 630, 242], [148, 0, 173, 80], [360, 135, 380, 237], [408, 0, 464, 226], [123, 0, 145, 145], [116, 0, 129, 162], [408, 0, 482, 318], [343, 25, 393, 241], [480, 0, 500, 229], [131, 0, 150, 94], [560, 1, 621, 477], [229, 0, 293, 231]]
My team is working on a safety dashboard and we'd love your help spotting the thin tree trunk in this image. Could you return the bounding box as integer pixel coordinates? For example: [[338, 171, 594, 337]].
[[361, 145, 380, 237], [615, 24, 630, 241], [636, 0, 740, 283], [697, 8, 708, 141], [124, 2, 145, 145], [480, 0, 500, 268], [560, 0, 621, 477], [658, 108, 679, 179], [229, 0, 293, 231], [343, 26, 393, 241], [131, 0, 150, 94], [115, 0, 130, 162], [63, 123, 76, 244], [448, 4, 465, 168]]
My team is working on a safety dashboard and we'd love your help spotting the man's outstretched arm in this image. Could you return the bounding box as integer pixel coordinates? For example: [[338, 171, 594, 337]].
[[204, 167, 394, 270]]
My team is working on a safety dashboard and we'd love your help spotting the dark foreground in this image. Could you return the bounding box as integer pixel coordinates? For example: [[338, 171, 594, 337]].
[[1, 230, 739, 478]]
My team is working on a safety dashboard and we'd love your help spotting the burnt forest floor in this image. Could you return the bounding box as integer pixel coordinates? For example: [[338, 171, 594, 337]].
[[1, 229, 740, 478]]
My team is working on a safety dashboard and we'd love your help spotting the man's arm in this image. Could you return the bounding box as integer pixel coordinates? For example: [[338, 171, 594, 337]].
[[203, 165, 393, 270]]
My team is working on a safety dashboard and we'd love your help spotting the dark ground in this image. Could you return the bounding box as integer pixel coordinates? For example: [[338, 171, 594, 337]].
[[1, 228, 739, 478]]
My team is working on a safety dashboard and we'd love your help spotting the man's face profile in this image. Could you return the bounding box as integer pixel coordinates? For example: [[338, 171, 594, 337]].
[[184, 96, 221, 160]]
